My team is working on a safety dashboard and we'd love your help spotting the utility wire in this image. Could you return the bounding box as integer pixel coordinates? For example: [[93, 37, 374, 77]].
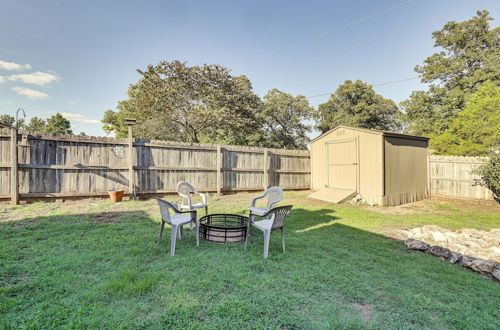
[[315, 25, 412, 58], [306, 77, 420, 99], [264, 0, 415, 56]]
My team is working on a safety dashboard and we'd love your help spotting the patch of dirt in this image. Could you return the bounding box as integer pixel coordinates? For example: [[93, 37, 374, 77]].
[[363, 198, 500, 216], [351, 303, 374, 322], [90, 213, 122, 224]]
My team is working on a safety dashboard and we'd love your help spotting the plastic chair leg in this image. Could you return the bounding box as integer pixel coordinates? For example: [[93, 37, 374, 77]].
[[170, 225, 178, 256], [158, 221, 165, 244], [263, 229, 271, 259]]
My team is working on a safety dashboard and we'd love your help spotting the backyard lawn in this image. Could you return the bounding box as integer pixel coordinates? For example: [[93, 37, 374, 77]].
[[1, 191, 499, 329]]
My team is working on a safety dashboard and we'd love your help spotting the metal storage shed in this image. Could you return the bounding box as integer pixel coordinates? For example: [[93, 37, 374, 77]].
[[310, 125, 429, 206]]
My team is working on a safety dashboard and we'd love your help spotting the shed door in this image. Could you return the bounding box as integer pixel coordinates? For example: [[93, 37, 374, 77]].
[[325, 139, 358, 190]]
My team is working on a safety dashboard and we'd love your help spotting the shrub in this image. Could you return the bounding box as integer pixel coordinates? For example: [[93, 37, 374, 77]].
[[473, 151, 500, 203]]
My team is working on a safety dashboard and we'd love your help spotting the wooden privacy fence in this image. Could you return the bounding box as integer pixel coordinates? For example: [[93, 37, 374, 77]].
[[0, 128, 310, 202], [429, 155, 493, 200]]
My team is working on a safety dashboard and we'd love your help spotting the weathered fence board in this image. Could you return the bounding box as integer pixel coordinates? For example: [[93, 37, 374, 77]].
[[429, 155, 493, 200], [0, 129, 310, 202]]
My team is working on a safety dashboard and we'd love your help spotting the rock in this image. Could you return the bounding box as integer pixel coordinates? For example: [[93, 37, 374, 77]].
[[458, 255, 474, 267], [430, 231, 447, 242], [466, 259, 498, 274], [448, 252, 461, 264], [400, 226, 500, 263], [427, 245, 451, 259], [404, 239, 430, 251], [492, 267, 500, 282]]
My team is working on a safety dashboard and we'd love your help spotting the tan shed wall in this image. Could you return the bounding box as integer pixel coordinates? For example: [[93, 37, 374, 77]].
[[383, 137, 429, 206], [311, 127, 384, 205]]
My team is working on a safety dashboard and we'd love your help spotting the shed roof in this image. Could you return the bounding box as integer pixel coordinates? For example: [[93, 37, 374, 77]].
[[311, 125, 429, 143]]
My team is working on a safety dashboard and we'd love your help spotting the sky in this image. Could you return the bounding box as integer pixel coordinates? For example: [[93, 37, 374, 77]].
[[0, 0, 499, 138]]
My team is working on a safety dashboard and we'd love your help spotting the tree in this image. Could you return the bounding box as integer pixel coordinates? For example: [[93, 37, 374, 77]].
[[259, 89, 313, 149], [317, 80, 401, 133], [431, 81, 500, 156], [25, 117, 47, 132], [402, 10, 500, 137], [45, 113, 72, 135], [0, 114, 25, 128], [0, 114, 15, 127], [102, 61, 262, 145], [473, 151, 500, 203]]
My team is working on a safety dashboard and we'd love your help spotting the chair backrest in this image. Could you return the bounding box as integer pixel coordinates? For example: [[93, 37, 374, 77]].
[[265, 186, 284, 209], [176, 181, 196, 206], [264, 205, 293, 229], [156, 198, 178, 224]]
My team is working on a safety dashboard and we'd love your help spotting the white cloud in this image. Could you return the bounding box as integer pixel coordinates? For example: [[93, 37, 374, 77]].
[[0, 60, 31, 71], [61, 112, 100, 124], [11, 86, 49, 100], [8, 71, 59, 86], [0, 76, 5, 84]]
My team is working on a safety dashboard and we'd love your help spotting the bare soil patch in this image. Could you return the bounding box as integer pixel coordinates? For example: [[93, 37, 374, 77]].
[[363, 198, 500, 215], [351, 303, 374, 322]]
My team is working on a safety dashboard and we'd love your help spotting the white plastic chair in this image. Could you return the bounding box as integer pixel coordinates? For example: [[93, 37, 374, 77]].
[[156, 198, 199, 256], [249, 186, 284, 218], [245, 205, 293, 258], [176, 181, 208, 216]]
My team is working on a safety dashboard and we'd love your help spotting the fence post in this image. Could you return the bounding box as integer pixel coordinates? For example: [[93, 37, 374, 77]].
[[10, 128, 19, 204], [128, 125, 135, 199], [263, 148, 268, 190], [216, 145, 222, 195]]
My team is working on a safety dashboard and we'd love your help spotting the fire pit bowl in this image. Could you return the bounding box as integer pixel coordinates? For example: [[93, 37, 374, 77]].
[[199, 214, 249, 243]]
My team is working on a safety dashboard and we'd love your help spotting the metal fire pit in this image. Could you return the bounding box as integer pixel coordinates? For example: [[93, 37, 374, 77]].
[[199, 214, 248, 243]]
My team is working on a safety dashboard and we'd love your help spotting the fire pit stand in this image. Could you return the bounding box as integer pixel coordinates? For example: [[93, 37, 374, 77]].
[[199, 214, 249, 243]]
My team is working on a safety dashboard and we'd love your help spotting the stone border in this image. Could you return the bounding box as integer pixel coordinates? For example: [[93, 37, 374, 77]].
[[404, 239, 500, 282]]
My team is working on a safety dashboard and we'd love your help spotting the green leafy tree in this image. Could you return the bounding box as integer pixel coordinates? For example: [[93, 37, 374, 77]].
[[473, 151, 500, 203], [259, 89, 313, 149], [25, 117, 47, 132], [0, 114, 25, 128], [431, 81, 500, 156], [102, 61, 262, 145], [0, 114, 15, 127], [45, 113, 73, 135], [317, 80, 401, 133], [402, 10, 500, 137]]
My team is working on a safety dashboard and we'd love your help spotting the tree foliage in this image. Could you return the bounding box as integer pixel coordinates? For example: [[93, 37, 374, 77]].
[[402, 10, 500, 137], [102, 61, 262, 145], [25, 117, 47, 132], [0, 114, 25, 128], [45, 113, 73, 135], [431, 81, 500, 156], [474, 151, 500, 203], [0, 114, 15, 127], [317, 80, 401, 133], [259, 89, 313, 149]]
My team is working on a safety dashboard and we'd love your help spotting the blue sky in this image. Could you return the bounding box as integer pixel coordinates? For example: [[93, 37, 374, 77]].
[[0, 0, 499, 138]]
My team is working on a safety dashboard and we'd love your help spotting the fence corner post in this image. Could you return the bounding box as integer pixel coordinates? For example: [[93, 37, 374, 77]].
[[216, 145, 222, 195], [263, 148, 269, 190], [10, 127, 19, 204]]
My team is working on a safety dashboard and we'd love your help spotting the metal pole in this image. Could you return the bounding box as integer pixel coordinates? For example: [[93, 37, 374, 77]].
[[128, 125, 135, 199], [10, 127, 19, 204], [216, 145, 222, 195], [263, 148, 269, 190]]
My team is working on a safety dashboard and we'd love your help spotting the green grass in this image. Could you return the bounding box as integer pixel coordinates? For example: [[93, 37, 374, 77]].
[[1, 192, 499, 329]]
